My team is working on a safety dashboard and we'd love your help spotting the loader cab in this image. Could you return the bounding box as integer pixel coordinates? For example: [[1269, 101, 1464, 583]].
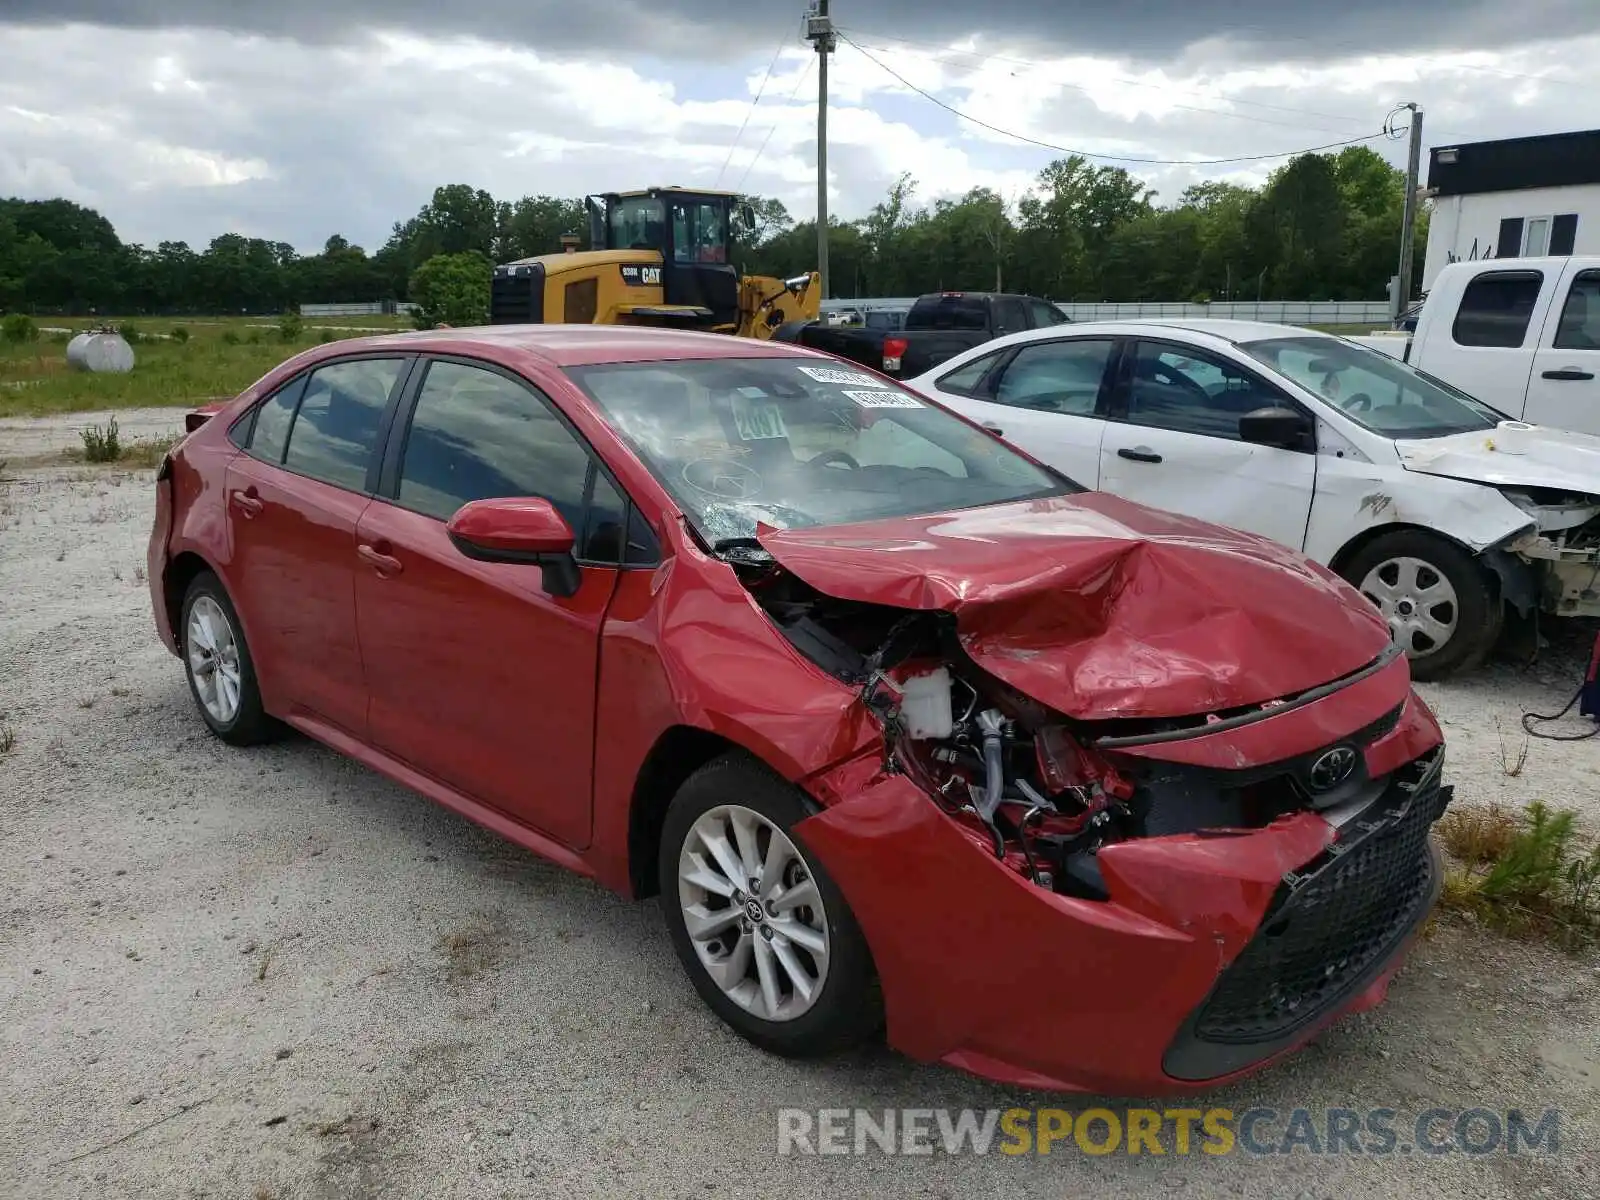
[[590, 188, 745, 328]]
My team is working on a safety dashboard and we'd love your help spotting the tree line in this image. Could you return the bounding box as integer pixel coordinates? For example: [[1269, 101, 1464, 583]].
[[0, 145, 1424, 316]]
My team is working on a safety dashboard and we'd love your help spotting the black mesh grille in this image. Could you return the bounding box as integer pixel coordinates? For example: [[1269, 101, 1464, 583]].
[[1350, 701, 1404, 747], [490, 263, 545, 325], [1191, 751, 1447, 1045]]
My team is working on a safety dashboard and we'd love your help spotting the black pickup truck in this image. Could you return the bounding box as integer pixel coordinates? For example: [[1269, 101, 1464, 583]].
[[776, 291, 1071, 378]]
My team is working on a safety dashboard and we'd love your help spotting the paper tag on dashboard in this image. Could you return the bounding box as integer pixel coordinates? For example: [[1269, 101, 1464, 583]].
[[841, 390, 923, 409], [795, 365, 883, 387]]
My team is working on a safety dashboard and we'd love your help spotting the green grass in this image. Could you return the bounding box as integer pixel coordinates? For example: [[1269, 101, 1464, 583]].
[[1437, 801, 1600, 952], [0, 315, 412, 418]]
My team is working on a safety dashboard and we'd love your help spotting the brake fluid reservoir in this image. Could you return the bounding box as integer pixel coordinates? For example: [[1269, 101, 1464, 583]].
[[900, 668, 954, 739]]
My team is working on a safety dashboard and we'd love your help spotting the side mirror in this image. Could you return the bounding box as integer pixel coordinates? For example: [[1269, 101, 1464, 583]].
[[738, 202, 757, 231], [447, 496, 581, 597], [1239, 407, 1313, 451]]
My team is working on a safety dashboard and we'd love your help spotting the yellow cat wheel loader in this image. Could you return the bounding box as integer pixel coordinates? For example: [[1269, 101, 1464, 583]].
[[489, 187, 819, 339]]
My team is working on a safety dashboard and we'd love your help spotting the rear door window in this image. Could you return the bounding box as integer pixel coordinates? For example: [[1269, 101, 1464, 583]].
[[282, 358, 405, 491], [1452, 271, 1544, 348], [1029, 299, 1069, 326], [993, 297, 1028, 337], [990, 340, 1115, 415]]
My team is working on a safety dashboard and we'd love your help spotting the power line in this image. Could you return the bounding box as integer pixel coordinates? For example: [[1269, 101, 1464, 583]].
[[733, 56, 816, 193], [839, 33, 1395, 167], [842, 36, 1357, 135], [714, 28, 797, 189], [1218, 20, 1592, 91], [835, 25, 1374, 127], [845, 21, 1590, 97]]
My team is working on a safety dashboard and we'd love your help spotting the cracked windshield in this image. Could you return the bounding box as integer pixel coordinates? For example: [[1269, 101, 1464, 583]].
[[567, 357, 1069, 543]]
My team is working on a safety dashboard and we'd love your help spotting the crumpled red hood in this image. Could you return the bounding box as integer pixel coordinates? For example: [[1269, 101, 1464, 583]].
[[757, 492, 1393, 719]]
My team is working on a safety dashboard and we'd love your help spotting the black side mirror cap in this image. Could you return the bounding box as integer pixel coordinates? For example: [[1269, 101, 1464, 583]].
[[1239, 406, 1314, 451]]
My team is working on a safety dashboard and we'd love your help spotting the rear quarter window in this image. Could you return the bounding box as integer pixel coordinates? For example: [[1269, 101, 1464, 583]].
[[244, 376, 307, 463]]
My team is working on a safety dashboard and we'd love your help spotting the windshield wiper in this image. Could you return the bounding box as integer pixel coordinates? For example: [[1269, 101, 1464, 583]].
[[711, 537, 775, 565]]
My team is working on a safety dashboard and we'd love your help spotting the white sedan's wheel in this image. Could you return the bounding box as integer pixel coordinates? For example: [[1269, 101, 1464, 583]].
[[1339, 530, 1500, 681], [1359, 554, 1459, 658], [678, 804, 830, 1023]]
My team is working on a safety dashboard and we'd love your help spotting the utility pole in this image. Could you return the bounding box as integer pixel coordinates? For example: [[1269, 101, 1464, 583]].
[[1395, 102, 1424, 320], [804, 0, 835, 298]]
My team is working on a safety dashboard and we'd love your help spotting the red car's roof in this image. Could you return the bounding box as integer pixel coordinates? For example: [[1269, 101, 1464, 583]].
[[309, 325, 829, 368]]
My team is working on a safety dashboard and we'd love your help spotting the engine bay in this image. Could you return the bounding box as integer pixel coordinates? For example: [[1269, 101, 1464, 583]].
[[728, 547, 1368, 899]]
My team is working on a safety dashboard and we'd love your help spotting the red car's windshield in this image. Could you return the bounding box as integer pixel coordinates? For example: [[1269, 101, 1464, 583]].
[[566, 356, 1073, 543]]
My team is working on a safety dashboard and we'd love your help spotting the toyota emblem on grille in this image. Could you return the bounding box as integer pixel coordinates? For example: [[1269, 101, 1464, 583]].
[[1308, 746, 1359, 791]]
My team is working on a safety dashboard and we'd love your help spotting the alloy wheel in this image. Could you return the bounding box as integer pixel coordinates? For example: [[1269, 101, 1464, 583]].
[[677, 804, 830, 1022], [186, 594, 243, 724]]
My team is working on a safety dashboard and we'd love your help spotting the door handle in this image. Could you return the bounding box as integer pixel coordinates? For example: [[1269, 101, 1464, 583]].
[[1541, 368, 1595, 381], [981, 422, 1004, 437], [1117, 447, 1163, 464], [229, 489, 263, 517], [357, 543, 403, 577]]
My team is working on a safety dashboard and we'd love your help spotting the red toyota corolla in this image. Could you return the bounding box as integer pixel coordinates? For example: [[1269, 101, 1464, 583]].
[[148, 325, 1450, 1093]]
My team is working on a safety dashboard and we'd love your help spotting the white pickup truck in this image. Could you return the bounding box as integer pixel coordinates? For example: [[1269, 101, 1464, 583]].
[[1352, 256, 1600, 435]]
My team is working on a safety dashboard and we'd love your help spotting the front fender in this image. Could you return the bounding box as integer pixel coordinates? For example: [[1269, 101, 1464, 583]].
[[1307, 458, 1533, 566]]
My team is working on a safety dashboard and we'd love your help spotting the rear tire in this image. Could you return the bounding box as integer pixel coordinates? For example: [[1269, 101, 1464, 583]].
[[180, 571, 282, 745], [659, 754, 882, 1058], [1339, 530, 1501, 681]]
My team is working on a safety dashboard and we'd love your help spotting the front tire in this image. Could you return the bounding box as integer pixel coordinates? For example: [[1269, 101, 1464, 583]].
[[659, 754, 882, 1058], [180, 571, 281, 745], [1340, 530, 1502, 681]]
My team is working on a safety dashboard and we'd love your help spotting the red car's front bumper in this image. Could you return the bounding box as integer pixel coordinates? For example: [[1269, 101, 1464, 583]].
[[797, 687, 1446, 1095]]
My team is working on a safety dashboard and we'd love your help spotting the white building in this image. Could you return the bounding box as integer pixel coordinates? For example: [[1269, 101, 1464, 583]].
[[1421, 128, 1600, 291]]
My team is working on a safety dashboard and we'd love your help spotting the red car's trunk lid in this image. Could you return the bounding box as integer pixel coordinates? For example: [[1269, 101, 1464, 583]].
[[756, 492, 1393, 720]]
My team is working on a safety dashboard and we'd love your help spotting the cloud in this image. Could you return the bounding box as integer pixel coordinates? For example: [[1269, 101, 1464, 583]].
[[1, 13, 1598, 264], [7, 0, 1599, 63]]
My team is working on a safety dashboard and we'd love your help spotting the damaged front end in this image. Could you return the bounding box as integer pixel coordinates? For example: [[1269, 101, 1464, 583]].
[[743, 544, 1432, 905], [716, 503, 1452, 1089], [1502, 487, 1600, 618]]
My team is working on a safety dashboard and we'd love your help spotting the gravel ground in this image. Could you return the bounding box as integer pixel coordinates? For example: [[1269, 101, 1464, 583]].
[[2, 412, 1598, 1200], [0, 408, 189, 464]]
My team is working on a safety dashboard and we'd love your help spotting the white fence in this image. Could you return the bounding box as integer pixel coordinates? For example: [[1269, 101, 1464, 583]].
[[302, 296, 1391, 325], [299, 301, 419, 317], [820, 298, 1393, 325]]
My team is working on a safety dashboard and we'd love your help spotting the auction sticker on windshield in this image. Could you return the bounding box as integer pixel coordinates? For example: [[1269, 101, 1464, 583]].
[[842, 390, 923, 409], [796, 365, 883, 387], [732, 393, 789, 440]]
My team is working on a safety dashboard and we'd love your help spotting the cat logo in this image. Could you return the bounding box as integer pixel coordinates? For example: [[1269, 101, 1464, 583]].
[[620, 264, 663, 288]]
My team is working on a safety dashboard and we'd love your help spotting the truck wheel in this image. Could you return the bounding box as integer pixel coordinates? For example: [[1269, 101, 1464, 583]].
[[1339, 530, 1502, 681]]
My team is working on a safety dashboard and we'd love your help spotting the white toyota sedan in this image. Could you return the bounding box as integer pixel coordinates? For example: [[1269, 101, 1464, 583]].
[[904, 319, 1600, 680]]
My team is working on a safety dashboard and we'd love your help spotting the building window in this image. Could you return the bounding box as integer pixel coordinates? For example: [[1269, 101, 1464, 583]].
[[1551, 214, 1579, 256], [1496, 217, 1523, 259], [1524, 217, 1551, 257]]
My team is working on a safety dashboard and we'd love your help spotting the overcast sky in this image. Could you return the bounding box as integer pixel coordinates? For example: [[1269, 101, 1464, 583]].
[[3, 1, 1598, 254]]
